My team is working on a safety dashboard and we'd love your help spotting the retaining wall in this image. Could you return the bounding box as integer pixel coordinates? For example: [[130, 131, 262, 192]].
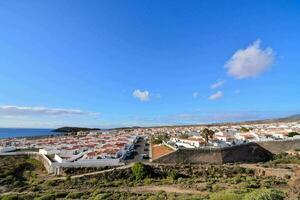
[[153, 139, 300, 164], [257, 139, 300, 154]]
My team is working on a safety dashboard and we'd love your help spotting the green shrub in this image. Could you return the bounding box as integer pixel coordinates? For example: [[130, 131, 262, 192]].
[[167, 170, 180, 180], [245, 168, 254, 175], [211, 184, 223, 192], [34, 194, 56, 200], [66, 175, 71, 181], [143, 178, 153, 185], [131, 163, 148, 180], [43, 180, 56, 187], [66, 192, 84, 199], [243, 188, 284, 200], [210, 190, 242, 200], [1, 195, 24, 200]]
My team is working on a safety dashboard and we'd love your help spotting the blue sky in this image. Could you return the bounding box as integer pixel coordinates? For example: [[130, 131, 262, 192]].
[[0, 0, 300, 128]]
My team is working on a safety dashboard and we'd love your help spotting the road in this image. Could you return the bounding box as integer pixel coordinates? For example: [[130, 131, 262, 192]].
[[125, 136, 149, 164]]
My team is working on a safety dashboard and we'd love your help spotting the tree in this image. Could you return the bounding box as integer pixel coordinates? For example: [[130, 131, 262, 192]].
[[201, 128, 215, 144], [241, 127, 250, 132], [288, 132, 299, 137], [151, 134, 170, 144]]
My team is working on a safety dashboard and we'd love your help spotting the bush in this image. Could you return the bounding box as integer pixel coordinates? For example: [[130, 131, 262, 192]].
[[210, 190, 242, 200], [66, 175, 71, 181], [243, 188, 284, 200], [143, 178, 153, 185], [245, 168, 254, 175], [43, 180, 56, 187], [66, 192, 84, 199], [1, 195, 24, 200], [131, 163, 148, 180], [167, 170, 180, 180], [34, 194, 56, 200], [211, 184, 223, 192]]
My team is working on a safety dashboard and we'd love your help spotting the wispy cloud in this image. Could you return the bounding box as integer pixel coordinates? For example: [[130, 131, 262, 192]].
[[133, 89, 150, 101], [167, 112, 259, 123], [225, 39, 274, 79], [211, 80, 226, 89], [192, 92, 199, 98], [126, 110, 297, 126], [209, 91, 223, 100], [0, 105, 98, 116]]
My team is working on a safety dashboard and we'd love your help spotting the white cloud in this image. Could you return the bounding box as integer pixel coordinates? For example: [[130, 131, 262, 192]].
[[211, 80, 226, 89], [133, 89, 150, 101], [192, 92, 199, 98], [0, 105, 97, 116], [209, 91, 223, 100], [225, 39, 274, 79]]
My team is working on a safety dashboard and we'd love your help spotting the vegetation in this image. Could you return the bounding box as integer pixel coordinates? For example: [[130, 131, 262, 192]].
[[151, 134, 170, 144], [263, 152, 300, 167], [243, 188, 285, 200], [0, 155, 296, 200], [288, 131, 300, 137], [131, 162, 149, 180], [179, 133, 190, 139], [0, 155, 46, 190], [240, 127, 251, 132], [53, 126, 101, 133], [201, 128, 215, 143], [210, 190, 242, 200]]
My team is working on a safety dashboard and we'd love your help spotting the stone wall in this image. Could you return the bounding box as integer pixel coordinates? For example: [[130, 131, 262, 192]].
[[152, 139, 300, 164]]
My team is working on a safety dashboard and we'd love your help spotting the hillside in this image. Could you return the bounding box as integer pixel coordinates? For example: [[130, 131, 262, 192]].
[[276, 114, 300, 122], [53, 127, 101, 133]]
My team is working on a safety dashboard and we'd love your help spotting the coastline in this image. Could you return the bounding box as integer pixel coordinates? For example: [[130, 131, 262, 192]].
[[0, 128, 60, 139]]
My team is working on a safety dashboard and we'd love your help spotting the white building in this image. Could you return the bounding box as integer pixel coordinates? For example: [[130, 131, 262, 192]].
[[0, 146, 16, 153], [39, 148, 60, 155]]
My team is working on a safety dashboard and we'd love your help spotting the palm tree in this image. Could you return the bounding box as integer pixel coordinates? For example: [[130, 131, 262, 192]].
[[201, 128, 215, 144]]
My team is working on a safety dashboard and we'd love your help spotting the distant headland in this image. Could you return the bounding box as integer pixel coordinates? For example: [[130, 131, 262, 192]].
[[52, 127, 101, 133]]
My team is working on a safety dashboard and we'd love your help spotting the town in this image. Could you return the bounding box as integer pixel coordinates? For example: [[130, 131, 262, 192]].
[[1, 121, 300, 170]]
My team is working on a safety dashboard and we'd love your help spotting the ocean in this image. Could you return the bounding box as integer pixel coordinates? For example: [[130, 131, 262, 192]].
[[0, 128, 56, 139]]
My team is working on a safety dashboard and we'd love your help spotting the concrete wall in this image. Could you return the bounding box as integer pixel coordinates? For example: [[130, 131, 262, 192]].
[[153, 148, 224, 164], [221, 143, 273, 163], [58, 159, 124, 168], [153, 139, 300, 164], [257, 139, 300, 154]]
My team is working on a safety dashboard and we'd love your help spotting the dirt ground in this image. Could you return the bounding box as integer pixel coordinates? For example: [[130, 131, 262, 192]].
[[151, 144, 174, 160]]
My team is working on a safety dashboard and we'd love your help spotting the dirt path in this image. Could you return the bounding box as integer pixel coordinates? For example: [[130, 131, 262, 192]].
[[114, 185, 208, 195], [124, 185, 207, 195], [1, 185, 207, 197]]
